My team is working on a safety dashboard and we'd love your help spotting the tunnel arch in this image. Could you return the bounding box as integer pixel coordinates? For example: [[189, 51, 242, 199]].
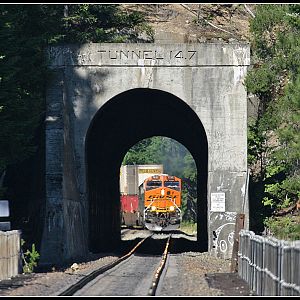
[[85, 88, 208, 252]]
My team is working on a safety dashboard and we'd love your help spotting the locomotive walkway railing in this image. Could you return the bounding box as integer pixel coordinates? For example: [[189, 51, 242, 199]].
[[238, 229, 300, 296]]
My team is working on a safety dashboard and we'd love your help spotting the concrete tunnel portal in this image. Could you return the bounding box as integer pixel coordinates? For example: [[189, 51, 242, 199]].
[[41, 42, 249, 264], [85, 88, 208, 253]]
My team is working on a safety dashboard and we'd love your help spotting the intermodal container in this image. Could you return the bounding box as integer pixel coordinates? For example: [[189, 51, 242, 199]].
[[120, 195, 139, 213]]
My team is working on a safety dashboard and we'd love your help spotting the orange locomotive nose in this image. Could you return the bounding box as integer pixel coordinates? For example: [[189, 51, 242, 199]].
[[143, 174, 182, 230]]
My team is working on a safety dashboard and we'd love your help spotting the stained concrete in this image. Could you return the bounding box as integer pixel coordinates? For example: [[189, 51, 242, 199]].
[[41, 42, 250, 265]]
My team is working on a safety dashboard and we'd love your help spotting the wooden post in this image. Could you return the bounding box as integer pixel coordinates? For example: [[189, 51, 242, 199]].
[[230, 213, 245, 273]]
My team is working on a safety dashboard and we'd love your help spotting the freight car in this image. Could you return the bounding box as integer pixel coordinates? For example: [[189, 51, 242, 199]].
[[120, 164, 163, 228], [120, 194, 143, 227], [140, 174, 182, 231]]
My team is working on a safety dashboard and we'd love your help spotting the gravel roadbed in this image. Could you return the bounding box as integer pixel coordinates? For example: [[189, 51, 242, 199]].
[[0, 254, 119, 296], [0, 251, 251, 296], [0, 230, 251, 296]]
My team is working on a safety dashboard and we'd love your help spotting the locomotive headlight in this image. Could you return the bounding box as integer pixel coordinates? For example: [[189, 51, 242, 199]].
[[161, 189, 165, 196], [169, 206, 175, 211], [151, 206, 156, 211]]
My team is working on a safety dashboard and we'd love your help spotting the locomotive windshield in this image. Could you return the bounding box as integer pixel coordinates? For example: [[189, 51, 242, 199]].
[[146, 180, 162, 190], [164, 181, 180, 191]]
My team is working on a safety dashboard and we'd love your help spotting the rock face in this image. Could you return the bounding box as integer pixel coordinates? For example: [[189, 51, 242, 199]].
[[121, 4, 253, 43]]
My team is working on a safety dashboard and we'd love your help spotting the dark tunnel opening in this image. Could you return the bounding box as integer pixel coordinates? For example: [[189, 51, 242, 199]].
[[85, 88, 208, 253]]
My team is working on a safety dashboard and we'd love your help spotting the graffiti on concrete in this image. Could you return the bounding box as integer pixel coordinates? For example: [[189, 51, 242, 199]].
[[210, 211, 236, 257]]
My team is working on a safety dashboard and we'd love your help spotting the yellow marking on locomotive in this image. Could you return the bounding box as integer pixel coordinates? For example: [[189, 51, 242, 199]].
[[139, 169, 163, 174], [144, 174, 182, 213], [146, 197, 177, 212]]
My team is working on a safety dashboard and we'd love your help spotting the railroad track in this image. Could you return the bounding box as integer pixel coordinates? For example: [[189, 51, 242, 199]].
[[58, 234, 172, 296], [148, 234, 171, 296]]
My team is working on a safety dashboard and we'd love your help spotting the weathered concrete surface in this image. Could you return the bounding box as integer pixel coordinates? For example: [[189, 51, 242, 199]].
[[41, 42, 250, 265]]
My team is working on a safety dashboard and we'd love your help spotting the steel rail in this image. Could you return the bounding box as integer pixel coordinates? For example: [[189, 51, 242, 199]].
[[148, 234, 171, 296], [58, 235, 152, 296]]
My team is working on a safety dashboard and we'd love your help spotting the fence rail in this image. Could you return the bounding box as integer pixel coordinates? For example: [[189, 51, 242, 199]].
[[0, 230, 22, 281], [238, 229, 300, 296]]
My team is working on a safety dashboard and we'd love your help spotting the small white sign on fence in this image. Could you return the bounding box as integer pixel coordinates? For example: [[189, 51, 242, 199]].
[[0, 200, 10, 217], [211, 192, 226, 212]]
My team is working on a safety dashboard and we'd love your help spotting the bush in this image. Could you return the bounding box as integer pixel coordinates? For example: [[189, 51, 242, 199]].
[[263, 215, 300, 241], [21, 239, 40, 273], [180, 221, 197, 235]]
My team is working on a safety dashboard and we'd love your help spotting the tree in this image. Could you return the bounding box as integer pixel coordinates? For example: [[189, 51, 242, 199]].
[[245, 4, 300, 236], [122, 137, 163, 165], [0, 4, 152, 197]]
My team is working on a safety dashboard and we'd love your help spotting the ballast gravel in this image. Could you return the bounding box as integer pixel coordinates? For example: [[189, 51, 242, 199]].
[[0, 230, 251, 296]]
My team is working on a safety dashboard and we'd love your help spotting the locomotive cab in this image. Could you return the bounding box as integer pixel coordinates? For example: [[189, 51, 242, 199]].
[[142, 174, 182, 231]]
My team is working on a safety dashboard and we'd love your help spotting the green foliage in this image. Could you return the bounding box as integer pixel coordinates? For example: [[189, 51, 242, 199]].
[[180, 221, 197, 235], [0, 6, 47, 174], [264, 216, 300, 241], [61, 5, 153, 43], [122, 137, 163, 165], [245, 63, 276, 98], [123, 136, 196, 180], [246, 4, 300, 217], [21, 239, 40, 273], [247, 119, 268, 168]]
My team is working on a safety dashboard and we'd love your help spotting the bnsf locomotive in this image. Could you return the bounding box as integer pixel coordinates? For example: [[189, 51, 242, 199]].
[[140, 174, 182, 231], [120, 165, 182, 231]]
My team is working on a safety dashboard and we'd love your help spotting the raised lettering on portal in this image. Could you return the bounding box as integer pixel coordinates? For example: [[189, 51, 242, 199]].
[[96, 49, 197, 61]]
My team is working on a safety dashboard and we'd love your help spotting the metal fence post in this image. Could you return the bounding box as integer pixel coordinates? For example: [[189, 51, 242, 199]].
[[0, 230, 21, 280]]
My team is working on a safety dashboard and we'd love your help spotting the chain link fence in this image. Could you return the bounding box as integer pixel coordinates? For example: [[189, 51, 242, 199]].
[[238, 229, 300, 296]]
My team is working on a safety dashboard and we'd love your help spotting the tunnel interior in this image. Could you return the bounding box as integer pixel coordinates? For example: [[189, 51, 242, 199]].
[[85, 88, 208, 252]]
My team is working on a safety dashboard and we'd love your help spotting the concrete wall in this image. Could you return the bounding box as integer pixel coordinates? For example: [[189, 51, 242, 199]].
[[41, 42, 250, 264]]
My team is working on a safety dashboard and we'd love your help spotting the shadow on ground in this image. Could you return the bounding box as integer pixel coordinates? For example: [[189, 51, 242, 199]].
[[205, 272, 253, 296]]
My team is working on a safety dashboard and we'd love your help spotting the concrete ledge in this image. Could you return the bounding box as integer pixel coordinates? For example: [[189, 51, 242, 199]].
[[48, 43, 250, 67]]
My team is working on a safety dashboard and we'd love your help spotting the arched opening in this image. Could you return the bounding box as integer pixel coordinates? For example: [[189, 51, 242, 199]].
[[85, 88, 208, 252], [120, 136, 198, 234]]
